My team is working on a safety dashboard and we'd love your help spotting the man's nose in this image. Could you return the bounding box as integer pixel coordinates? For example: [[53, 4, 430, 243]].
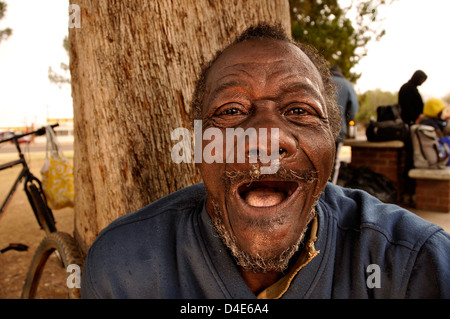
[[247, 127, 295, 162], [245, 110, 297, 163]]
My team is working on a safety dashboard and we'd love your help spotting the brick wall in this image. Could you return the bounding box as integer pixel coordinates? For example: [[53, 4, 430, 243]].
[[415, 179, 450, 212]]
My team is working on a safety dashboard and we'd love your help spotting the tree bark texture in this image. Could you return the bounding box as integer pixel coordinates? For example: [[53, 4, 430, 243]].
[[69, 0, 290, 253]]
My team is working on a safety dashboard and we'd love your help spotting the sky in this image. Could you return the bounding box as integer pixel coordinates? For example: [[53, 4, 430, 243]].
[[0, 0, 71, 128], [353, 0, 450, 100], [0, 0, 449, 128]]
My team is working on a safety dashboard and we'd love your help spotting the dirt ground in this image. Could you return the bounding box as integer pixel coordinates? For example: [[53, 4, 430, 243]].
[[0, 151, 77, 299]]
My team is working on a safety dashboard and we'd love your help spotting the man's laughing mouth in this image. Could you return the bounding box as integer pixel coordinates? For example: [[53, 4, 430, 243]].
[[225, 166, 317, 215], [213, 166, 319, 272], [238, 181, 299, 207]]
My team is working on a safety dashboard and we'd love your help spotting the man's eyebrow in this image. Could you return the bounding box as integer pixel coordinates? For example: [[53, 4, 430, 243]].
[[210, 79, 247, 97], [279, 80, 318, 93], [209, 66, 255, 96], [279, 80, 323, 101]]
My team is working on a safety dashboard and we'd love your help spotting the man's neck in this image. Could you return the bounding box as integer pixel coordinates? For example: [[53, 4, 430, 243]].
[[238, 268, 282, 294], [238, 217, 319, 298]]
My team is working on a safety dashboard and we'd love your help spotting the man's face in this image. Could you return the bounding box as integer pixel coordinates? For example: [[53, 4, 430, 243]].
[[199, 39, 335, 271]]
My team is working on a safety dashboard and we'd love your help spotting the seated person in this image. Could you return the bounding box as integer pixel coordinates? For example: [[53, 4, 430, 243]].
[[418, 98, 449, 137], [81, 23, 450, 299]]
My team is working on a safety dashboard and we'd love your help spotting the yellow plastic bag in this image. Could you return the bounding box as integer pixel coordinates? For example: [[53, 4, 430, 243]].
[[41, 126, 74, 210]]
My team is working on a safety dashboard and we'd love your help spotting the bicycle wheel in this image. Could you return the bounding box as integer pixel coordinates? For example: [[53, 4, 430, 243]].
[[26, 182, 56, 234], [21, 232, 84, 299]]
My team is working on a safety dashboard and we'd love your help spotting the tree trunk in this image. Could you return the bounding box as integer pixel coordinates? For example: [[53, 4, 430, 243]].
[[68, 0, 290, 253]]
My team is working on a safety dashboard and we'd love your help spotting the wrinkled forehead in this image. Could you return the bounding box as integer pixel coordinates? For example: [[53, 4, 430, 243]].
[[205, 38, 323, 91]]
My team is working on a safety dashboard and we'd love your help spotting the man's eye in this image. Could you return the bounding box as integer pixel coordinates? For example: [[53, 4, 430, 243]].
[[221, 108, 242, 115], [287, 107, 307, 115]]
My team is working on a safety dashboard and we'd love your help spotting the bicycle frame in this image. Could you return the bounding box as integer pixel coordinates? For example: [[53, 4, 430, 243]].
[[0, 124, 83, 299], [0, 124, 58, 225], [0, 161, 29, 216], [0, 139, 32, 217]]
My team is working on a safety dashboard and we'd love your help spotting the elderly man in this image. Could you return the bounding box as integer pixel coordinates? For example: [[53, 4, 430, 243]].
[[81, 23, 449, 299]]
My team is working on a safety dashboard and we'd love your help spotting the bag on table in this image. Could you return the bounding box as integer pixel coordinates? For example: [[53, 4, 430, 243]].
[[366, 119, 409, 142], [40, 126, 74, 209], [376, 104, 402, 122], [366, 104, 409, 142], [410, 124, 449, 169]]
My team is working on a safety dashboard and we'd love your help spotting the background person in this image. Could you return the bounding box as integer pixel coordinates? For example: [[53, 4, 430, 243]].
[[418, 98, 449, 137], [398, 70, 428, 125], [330, 65, 359, 184]]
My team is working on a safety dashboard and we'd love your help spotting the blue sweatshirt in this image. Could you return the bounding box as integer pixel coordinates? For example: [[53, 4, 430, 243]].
[[81, 183, 450, 298], [331, 74, 359, 142]]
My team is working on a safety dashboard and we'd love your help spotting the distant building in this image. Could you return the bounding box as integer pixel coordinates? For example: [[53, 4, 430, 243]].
[[1, 118, 74, 144], [41, 118, 74, 144], [47, 118, 74, 141]]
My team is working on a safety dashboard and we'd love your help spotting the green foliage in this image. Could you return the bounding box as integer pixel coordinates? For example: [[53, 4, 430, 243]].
[[0, 1, 12, 44], [355, 89, 398, 125], [290, 0, 392, 83]]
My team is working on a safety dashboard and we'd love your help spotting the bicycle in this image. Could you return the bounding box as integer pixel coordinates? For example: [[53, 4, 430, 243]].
[[0, 124, 84, 299]]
